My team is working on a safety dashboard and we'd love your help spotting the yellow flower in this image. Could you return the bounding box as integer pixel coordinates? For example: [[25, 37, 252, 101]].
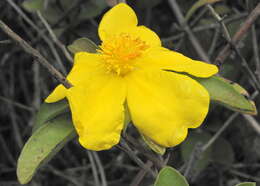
[[45, 3, 218, 151]]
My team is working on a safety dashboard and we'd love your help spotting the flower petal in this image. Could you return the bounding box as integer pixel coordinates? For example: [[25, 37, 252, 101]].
[[45, 52, 104, 103], [67, 76, 126, 151], [139, 48, 218, 78], [127, 26, 161, 48], [45, 85, 67, 103], [98, 3, 138, 41], [126, 69, 210, 147]]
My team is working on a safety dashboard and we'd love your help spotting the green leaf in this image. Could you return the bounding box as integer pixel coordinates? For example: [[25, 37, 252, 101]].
[[141, 135, 166, 155], [211, 138, 234, 167], [235, 182, 256, 186], [22, 0, 44, 12], [185, 0, 222, 21], [196, 76, 257, 115], [33, 99, 69, 132], [181, 131, 212, 175], [17, 114, 76, 184], [155, 166, 189, 186], [68, 38, 98, 54]]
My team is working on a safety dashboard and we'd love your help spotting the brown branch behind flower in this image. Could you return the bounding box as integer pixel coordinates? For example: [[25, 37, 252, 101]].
[[0, 20, 72, 89], [168, 0, 211, 63], [214, 3, 260, 66]]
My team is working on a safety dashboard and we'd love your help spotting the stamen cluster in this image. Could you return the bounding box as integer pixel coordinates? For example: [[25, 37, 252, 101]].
[[99, 33, 149, 76]]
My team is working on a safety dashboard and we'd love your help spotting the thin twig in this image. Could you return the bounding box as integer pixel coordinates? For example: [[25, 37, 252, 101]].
[[92, 152, 108, 186], [0, 39, 12, 44], [5, 0, 40, 33], [202, 112, 239, 152], [0, 96, 34, 112], [32, 61, 41, 109], [168, 0, 210, 63], [230, 169, 260, 182], [51, 0, 82, 28], [0, 136, 16, 166], [8, 63, 24, 149], [214, 3, 260, 66], [162, 13, 247, 43], [87, 151, 101, 186], [206, 4, 231, 41], [204, 4, 231, 59], [183, 143, 203, 180], [124, 134, 165, 169], [190, 6, 208, 27], [36, 11, 73, 63], [206, 3, 260, 90], [47, 165, 83, 186], [208, 28, 220, 57], [232, 46, 260, 90], [118, 139, 156, 177], [0, 20, 72, 88], [242, 114, 260, 135], [202, 91, 259, 152], [5, 0, 68, 73], [251, 24, 260, 81], [130, 161, 153, 186]]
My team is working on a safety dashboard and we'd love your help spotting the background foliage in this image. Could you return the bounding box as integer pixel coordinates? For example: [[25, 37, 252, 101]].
[[0, 0, 260, 185]]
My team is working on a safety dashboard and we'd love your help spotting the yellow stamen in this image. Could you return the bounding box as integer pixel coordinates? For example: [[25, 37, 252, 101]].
[[99, 33, 149, 76]]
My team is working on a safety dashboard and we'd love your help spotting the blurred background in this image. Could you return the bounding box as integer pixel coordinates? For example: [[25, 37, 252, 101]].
[[0, 0, 260, 185]]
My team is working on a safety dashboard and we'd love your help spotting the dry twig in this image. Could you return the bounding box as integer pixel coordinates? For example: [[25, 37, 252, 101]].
[[214, 3, 260, 66], [168, 0, 210, 62], [0, 20, 72, 88]]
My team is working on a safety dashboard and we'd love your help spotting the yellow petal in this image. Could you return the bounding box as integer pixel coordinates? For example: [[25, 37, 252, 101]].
[[67, 76, 126, 151], [45, 85, 67, 103], [139, 48, 218, 78], [127, 26, 161, 48], [98, 3, 138, 41], [126, 69, 210, 147], [67, 52, 106, 84], [45, 52, 104, 103]]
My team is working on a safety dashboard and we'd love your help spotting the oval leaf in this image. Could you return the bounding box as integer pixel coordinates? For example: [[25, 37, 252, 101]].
[[235, 183, 256, 186], [17, 114, 76, 184], [155, 166, 189, 186], [67, 37, 98, 54], [196, 76, 257, 115], [33, 99, 69, 132]]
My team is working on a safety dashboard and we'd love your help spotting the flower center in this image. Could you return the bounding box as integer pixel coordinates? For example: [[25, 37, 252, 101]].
[[99, 33, 149, 76]]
